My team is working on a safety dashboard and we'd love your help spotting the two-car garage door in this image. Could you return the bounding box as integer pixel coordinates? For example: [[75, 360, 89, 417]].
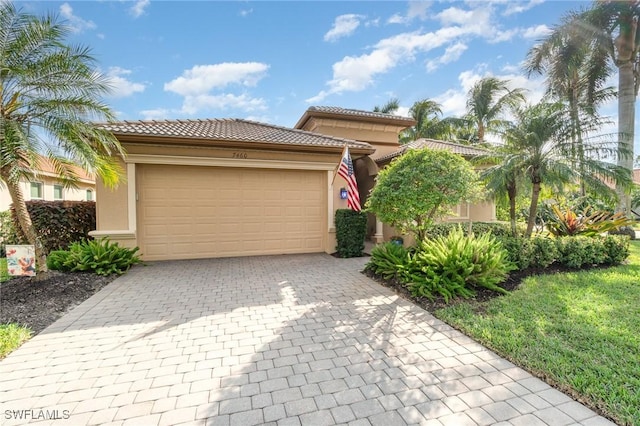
[[137, 164, 326, 261]]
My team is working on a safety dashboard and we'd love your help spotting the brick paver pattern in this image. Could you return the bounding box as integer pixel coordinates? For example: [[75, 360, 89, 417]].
[[0, 254, 615, 425]]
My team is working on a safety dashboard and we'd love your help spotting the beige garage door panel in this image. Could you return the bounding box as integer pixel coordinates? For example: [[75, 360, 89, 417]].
[[138, 164, 326, 260]]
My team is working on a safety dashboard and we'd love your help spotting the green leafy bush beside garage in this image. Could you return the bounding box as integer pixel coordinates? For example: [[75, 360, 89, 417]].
[[334, 209, 367, 258]]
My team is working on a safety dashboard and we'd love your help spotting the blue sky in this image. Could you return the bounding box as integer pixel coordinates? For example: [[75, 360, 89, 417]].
[[22, 0, 622, 137]]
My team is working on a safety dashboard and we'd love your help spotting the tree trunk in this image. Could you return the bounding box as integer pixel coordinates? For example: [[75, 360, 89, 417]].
[[525, 181, 542, 237], [1, 174, 48, 273], [617, 60, 635, 216], [508, 184, 517, 237], [477, 121, 485, 145], [615, 16, 637, 216]]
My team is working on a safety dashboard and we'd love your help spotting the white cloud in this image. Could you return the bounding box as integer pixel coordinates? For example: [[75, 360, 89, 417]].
[[522, 24, 552, 40], [324, 14, 364, 42], [59, 3, 96, 33], [308, 15, 489, 101], [502, 0, 545, 16], [130, 0, 150, 18], [244, 115, 271, 123], [309, 2, 531, 102], [180, 93, 267, 115], [426, 42, 467, 72], [140, 108, 171, 120], [165, 62, 269, 96], [106, 67, 146, 98], [396, 106, 411, 118], [240, 8, 253, 17], [163, 62, 270, 115], [387, 1, 431, 24]]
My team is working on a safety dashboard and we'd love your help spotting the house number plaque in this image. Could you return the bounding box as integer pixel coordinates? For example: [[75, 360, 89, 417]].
[[232, 152, 248, 159]]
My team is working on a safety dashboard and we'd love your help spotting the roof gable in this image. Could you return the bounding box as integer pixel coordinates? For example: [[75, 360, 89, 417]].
[[374, 138, 489, 163]]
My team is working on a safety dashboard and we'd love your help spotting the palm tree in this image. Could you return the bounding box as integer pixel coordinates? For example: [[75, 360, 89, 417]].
[[525, 9, 615, 195], [373, 98, 400, 114], [0, 3, 124, 272], [465, 77, 526, 145], [475, 148, 525, 237], [538, 1, 640, 214], [495, 102, 630, 237], [399, 99, 452, 143]]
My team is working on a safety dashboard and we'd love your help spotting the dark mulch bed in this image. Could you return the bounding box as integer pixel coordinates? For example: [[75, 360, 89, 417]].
[[0, 271, 117, 334]]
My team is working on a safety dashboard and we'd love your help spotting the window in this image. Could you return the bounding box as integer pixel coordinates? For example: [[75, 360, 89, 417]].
[[86, 189, 93, 201], [30, 182, 43, 199], [53, 185, 63, 200]]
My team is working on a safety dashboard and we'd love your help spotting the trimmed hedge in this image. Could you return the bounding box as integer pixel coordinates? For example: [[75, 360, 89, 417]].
[[499, 234, 629, 270], [10, 200, 96, 255], [335, 209, 367, 258], [424, 222, 513, 240]]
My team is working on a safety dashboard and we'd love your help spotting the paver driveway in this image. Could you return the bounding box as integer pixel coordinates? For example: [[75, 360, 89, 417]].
[[0, 254, 614, 426]]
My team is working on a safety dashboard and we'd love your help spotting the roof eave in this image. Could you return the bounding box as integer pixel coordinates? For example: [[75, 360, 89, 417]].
[[114, 133, 375, 155]]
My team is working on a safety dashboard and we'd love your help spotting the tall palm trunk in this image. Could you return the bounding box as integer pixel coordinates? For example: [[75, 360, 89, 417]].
[[617, 59, 635, 215], [507, 180, 517, 237], [615, 14, 637, 216], [477, 122, 485, 145], [525, 181, 542, 237], [1, 172, 47, 272]]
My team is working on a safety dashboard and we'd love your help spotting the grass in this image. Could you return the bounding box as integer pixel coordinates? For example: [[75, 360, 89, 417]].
[[1, 258, 30, 359], [0, 323, 31, 359], [0, 257, 9, 282], [435, 241, 640, 426]]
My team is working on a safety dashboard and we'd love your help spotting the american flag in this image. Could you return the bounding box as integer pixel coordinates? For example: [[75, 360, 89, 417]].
[[337, 144, 361, 212]]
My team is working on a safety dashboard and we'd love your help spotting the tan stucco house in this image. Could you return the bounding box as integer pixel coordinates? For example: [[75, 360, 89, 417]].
[[92, 107, 495, 261], [0, 155, 96, 212]]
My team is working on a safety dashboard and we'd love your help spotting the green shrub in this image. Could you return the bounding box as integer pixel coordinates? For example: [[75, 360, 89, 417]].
[[555, 236, 605, 268], [528, 236, 558, 268], [499, 237, 533, 270], [424, 222, 513, 240], [46, 250, 70, 271], [10, 201, 96, 254], [47, 238, 141, 276], [602, 235, 630, 265], [404, 228, 513, 302], [365, 242, 410, 280], [335, 209, 367, 258]]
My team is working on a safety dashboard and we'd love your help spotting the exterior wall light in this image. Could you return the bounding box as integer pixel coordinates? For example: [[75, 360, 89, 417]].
[[340, 188, 348, 199]]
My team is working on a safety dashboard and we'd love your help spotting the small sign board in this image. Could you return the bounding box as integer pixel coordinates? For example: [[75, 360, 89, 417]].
[[6, 245, 36, 276]]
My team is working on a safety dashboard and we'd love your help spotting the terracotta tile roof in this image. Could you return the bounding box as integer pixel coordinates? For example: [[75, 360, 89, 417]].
[[374, 138, 489, 163], [97, 118, 374, 152], [306, 106, 416, 123], [34, 155, 95, 183]]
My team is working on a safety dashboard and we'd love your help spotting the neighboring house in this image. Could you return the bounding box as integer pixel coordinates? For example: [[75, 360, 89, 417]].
[[92, 107, 495, 261], [0, 156, 96, 212]]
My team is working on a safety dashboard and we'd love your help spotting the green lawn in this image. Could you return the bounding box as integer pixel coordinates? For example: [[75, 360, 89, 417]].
[[0, 257, 9, 282], [436, 241, 640, 426], [0, 323, 31, 359], [0, 258, 31, 359]]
